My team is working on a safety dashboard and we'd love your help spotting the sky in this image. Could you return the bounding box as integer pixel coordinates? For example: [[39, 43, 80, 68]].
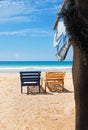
[[0, 0, 73, 61]]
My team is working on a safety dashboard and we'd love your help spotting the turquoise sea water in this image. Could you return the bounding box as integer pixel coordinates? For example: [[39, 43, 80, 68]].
[[0, 61, 72, 67], [0, 61, 72, 72]]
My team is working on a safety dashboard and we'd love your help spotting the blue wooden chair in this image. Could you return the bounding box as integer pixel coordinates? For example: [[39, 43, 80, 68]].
[[20, 71, 41, 94]]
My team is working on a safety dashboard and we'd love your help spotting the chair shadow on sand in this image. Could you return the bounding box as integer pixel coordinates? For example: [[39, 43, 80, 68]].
[[22, 85, 73, 95], [21, 86, 54, 95], [46, 85, 74, 93]]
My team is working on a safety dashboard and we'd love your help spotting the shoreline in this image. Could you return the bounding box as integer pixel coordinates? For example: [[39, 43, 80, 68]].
[[0, 66, 72, 73]]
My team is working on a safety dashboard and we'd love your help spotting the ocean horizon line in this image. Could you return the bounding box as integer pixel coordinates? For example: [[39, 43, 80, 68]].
[[0, 61, 72, 72]]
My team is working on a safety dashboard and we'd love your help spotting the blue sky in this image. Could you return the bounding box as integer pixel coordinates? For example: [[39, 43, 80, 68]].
[[0, 0, 73, 61]]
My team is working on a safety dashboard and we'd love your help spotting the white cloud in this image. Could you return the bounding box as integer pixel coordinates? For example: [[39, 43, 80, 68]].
[[0, 1, 25, 17], [0, 0, 62, 23], [0, 0, 34, 23], [0, 28, 53, 37], [0, 16, 34, 23], [33, 0, 61, 5]]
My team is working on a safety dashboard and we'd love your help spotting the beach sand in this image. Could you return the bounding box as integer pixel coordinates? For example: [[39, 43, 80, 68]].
[[0, 72, 75, 130]]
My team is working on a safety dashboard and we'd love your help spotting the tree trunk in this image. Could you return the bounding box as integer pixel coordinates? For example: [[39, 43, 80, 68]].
[[75, 0, 88, 21], [72, 45, 88, 130]]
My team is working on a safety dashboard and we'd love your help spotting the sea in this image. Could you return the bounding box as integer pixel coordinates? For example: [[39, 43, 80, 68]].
[[0, 61, 72, 72]]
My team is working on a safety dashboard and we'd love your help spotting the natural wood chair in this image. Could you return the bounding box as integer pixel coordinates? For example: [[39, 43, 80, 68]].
[[44, 72, 66, 92]]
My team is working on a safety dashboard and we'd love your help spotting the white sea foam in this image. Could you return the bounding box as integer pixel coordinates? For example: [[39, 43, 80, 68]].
[[0, 66, 72, 73]]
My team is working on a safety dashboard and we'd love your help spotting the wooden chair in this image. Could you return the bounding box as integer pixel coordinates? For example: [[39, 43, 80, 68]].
[[44, 72, 66, 92], [20, 71, 41, 94]]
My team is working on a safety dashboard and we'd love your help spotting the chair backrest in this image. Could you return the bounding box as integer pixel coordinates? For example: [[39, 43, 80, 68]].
[[20, 71, 41, 86], [46, 72, 66, 80]]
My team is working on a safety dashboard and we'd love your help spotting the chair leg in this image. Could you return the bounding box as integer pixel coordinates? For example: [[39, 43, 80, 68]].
[[62, 82, 64, 92], [27, 86, 29, 95], [21, 86, 23, 93], [39, 85, 41, 93], [44, 83, 47, 93]]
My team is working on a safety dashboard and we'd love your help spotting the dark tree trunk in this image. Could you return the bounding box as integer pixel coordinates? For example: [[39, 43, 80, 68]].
[[72, 45, 88, 130], [72, 1, 88, 129], [75, 0, 88, 21], [56, 0, 88, 129]]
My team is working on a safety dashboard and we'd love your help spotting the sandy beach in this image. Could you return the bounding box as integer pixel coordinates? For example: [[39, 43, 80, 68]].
[[0, 72, 75, 130]]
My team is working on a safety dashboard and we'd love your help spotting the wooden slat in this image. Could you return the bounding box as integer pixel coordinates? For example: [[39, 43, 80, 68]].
[[21, 73, 40, 75], [47, 81, 63, 86], [22, 83, 40, 86], [46, 72, 65, 79], [20, 71, 41, 75], [20, 71, 41, 73], [21, 78, 40, 82]]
